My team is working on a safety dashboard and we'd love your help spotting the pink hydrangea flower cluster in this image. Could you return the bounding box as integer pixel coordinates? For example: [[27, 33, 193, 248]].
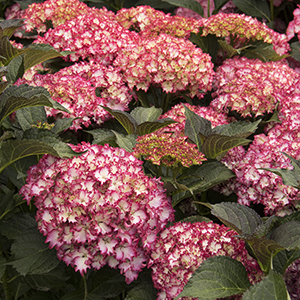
[[284, 259, 300, 300], [286, 5, 300, 41], [35, 11, 139, 63], [210, 57, 299, 117], [155, 103, 233, 137], [199, 13, 290, 56], [22, 0, 112, 33], [114, 33, 214, 97], [175, 0, 236, 19], [16, 61, 132, 130], [19, 143, 174, 283], [149, 221, 263, 300], [133, 132, 206, 168], [219, 129, 300, 215], [116, 5, 201, 39]]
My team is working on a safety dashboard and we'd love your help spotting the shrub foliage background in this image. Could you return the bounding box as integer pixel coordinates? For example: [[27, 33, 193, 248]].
[[1, 0, 300, 299]]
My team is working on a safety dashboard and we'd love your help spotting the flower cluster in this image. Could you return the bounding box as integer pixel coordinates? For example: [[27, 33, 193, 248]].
[[155, 103, 233, 137], [114, 33, 214, 97], [116, 5, 201, 39], [210, 57, 299, 117], [17, 61, 132, 130], [175, 0, 236, 19], [19, 143, 174, 283], [220, 130, 300, 215], [199, 13, 290, 56], [133, 132, 206, 168], [22, 0, 110, 33], [149, 221, 263, 300], [284, 259, 300, 300], [36, 11, 139, 63], [287, 4, 300, 42]]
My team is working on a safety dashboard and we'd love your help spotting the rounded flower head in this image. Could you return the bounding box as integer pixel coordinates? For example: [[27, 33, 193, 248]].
[[20, 143, 174, 282], [16, 61, 132, 130], [199, 12, 290, 56], [116, 5, 201, 39], [114, 34, 214, 97], [36, 11, 139, 63], [149, 221, 263, 300], [22, 0, 112, 33], [133, 132, 206, 168], [155, 103, 233, 137], [220, 129, 300, 215], [286, 5, 300, 41], [211, 57, 299, 117], [284, 258, 300, 300]]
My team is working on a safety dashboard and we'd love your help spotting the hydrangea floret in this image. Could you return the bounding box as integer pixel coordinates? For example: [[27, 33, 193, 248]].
[[114, 33, 214, 97], [16, 61, 132, 130], [19, 143, 174, 283], [199, 12, 290, 56], [149, 221, 263, 300], [133, 132, 206, 168], [284, 258, 300, 300], [116, 5, 201, 39], [210, 57, 299, 117]]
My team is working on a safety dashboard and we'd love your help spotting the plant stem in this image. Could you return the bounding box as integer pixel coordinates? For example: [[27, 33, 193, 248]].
[[83, 275, 87, 300], [2, 271, 12, 300]]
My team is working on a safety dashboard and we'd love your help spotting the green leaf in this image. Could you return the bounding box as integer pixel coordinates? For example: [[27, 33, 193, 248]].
[[101, 106, 137, 135], [112, 131, 137, 152], [130, 106, 162, 125], [212, 120, 261, 138], [60, 289, 100, 300], [125, 282, 157, 300], [251, 239, 284, 268], [91, 266, 126, 298], [23, 44, 67, 71], [189, 32, 219, 63], [273, 249, 300, 275], [213, 0, 229, 14], [51, 118, 76, 133], [290, 42, 300, 62], [0, 213, 37, 239], [8, 228, 60, 276], [177, 256, 251, 299], [0, 85, 69, 125], [162, 0, 204, 17], [0, 19, 24, 38], [16, 106, 47, 131], [202, 134, 250, 159], [23, 266, 69, 290], [136, 118, 177, 136], [180, 215, 211, 224], [6, 54, 24, 83], [0, 139, 59, 173], [0, 36, 28, 66], [23, 128, 84, 158], [242, 269, 288, 300], [243, 42, 289, 62], [86, 128, 116, 146], [231, 0, 271, 21], [218, 40, 239, 58], [270, 221, 300, 250], [184, 104, 212, 149], [172, 161, 235, 206], [211, 202, 262, 235], [252, 215, 277, 239]]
